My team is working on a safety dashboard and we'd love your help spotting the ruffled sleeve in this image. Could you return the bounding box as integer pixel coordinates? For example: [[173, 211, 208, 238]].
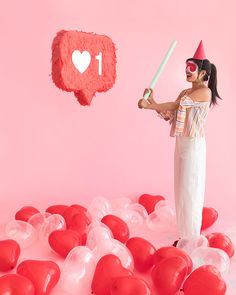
[[180, 95, 209, 108]]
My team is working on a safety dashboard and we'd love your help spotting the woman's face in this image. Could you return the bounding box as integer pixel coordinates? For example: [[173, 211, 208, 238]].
[[185, 61, 206, 82], [185, 61, 198, 82]]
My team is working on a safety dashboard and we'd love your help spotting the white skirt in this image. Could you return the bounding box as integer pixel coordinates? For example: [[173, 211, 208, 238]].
[[174, 136, 206, 238]]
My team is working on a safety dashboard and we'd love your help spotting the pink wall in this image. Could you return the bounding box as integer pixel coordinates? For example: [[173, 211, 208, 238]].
[[0, 0, 235, 222]]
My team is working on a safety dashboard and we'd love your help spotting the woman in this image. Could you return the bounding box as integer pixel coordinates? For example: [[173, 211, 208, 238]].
[[138, 41, 222, 246]]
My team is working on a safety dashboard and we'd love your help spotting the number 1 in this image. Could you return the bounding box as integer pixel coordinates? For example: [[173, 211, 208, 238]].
[[95, 52, 102, 76]]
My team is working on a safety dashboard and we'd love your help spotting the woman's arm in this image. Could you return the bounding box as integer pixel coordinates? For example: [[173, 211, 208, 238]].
[[138, 97, 180, 112], [138, 88, 186, 112], [145, 100, 179, 112]]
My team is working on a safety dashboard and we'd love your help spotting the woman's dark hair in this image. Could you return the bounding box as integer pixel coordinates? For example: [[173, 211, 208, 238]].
[[186, 58, 222, 107]]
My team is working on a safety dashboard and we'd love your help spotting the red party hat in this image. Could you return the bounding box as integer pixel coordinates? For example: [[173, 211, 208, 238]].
[[193, 40, 207, 60]]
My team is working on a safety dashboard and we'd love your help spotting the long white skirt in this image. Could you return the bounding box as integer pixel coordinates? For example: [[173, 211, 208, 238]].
[[174, 136, 206, 238]]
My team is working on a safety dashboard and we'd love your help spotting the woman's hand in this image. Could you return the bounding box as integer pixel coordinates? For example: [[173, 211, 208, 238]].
[[161, 111, 171, 121], [138, 88, 157, 109], [138, 98, 149, 109]]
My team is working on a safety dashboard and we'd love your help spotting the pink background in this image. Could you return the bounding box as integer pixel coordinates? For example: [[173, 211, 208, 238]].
[[0, 0, 235, 223]]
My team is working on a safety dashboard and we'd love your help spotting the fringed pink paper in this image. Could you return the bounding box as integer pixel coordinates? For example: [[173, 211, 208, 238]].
[[51, 30, 117, 106]]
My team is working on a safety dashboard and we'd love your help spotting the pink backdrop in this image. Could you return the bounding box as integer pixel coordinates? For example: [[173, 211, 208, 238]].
[[0, 0, 235, 223]]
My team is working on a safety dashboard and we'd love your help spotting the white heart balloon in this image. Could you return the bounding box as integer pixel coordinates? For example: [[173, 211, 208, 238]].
[[177, 235, 209, 254], [5, 220, 37, 248], [93, 238, 134, 271], [60, 246, 95, 294], [191, 246, 230, 275]]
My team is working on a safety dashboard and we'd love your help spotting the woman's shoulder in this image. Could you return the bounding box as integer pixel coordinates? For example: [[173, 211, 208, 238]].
[[176, 88, 189, 101], [187, 87, 211, 102]]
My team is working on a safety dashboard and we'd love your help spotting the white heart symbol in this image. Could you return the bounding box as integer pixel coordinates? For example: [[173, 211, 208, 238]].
[[72, 50, 91, 73]]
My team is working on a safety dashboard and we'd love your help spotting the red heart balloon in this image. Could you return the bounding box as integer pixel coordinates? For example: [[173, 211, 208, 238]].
[[70, 204, 87, 213], [17, 260, 60, 295], [126, 237, 156, 272], [183, 265, 227, 295], [151, 256, 187, 295], [46, 205, 69, 216], [201, 207, 218, 230], [62, 206, 90, 228], [91, 254, 133, 295], [0, 239, 20, 272], [0, 274, 35, 295], [15, 206, 39, 222], [110, 276, 152, 295], [101, 215, 129, 243], [68, 212, 89, 244], [138, 194, 165, 214], [153, 246, 193, 275], [206, 232, 235, 258], [48, 229, 82, 257], [62, 206, 81, 228]]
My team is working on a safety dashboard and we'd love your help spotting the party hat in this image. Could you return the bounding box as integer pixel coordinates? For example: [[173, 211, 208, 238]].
[[193, 40, 206, 60]]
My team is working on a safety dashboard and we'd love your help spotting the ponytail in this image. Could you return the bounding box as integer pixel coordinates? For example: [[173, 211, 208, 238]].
[[208, 63, 222, 107]]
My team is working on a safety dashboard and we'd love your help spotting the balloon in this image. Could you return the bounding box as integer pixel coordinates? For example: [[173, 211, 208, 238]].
[[110, 276, 152, 295], [0, 274, 35, 295], [0, 239, 20, 271], [62, 206, 86, 228], [225, 227, 236, 258], [206, 232, 235, 258], [70, 204, 87, 213], [126, 203, 148, 222], [87, 197, 110, 221], [151, 256, 188, 295], [146, 201, 176, 233], [86, 225, 113, 250], [108, 197, 131, 211], [101, 215, 130, 243], [126, 237, 156, 272], [91, 254, 133, 295], [68, 212, 90, 244], [113, 203, 148, 228], [28, 212, 51, 231], [17, 260, 60, 295], [46, 205, 69, 216], [48, 229, 82, 257], [201, 207, 218, 230], [176, 235, 209, 254], [39, 214, 66, 242], [183, 265, 227, 295], [5, 220, 37, 248], [222, 258, 236, 294], [191, 246, 230, 275], [138, 194, 165, 214], [154, 246, 193, 275], [15, 206, 40, 222], [93, 238, 134, 271], [60, 246, 95, 294]]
